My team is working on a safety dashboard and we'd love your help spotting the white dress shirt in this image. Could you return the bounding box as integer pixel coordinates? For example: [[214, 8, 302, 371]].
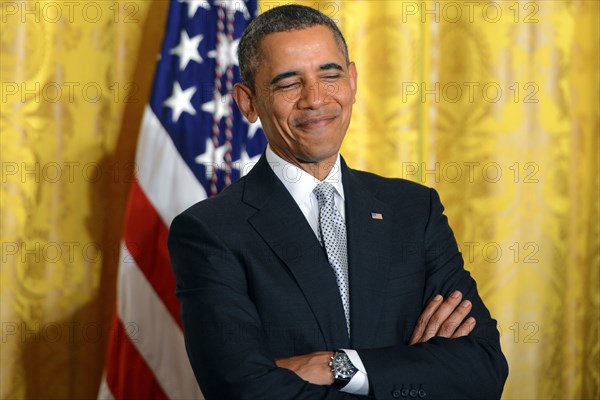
[[265, 146, 370, 396]]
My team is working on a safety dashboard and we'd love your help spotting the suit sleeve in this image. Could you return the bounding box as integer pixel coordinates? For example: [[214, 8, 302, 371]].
[[356, 188, 509, 399], [168, 210, 366, 400]]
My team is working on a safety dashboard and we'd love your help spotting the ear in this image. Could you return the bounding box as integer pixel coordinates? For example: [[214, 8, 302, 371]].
[[233, 83, 258, 122], [348, 62, 358, 104]]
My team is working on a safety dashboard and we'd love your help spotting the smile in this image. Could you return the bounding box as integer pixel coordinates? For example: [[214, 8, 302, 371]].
[[295, 115, 337, 130]]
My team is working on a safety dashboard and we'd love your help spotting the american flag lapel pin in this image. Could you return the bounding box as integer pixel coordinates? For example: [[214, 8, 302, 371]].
[[371, 212, 383, 220]]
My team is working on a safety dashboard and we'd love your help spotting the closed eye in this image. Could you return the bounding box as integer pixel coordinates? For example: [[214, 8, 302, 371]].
[[276, 82, 301, 90]]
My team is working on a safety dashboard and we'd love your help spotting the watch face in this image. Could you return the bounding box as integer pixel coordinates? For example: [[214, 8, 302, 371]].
[[332, 353, 357, 380]]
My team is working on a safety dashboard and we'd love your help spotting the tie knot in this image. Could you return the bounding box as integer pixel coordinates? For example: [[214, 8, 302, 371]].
[[313, 182, 336, 204]]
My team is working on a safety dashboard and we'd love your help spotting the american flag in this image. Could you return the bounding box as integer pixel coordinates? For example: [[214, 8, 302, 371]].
[[98, 1, 265, 398], [370, 212, 383, 220]]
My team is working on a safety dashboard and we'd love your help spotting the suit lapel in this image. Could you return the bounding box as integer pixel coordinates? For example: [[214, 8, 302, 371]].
[[243, 155, 350, 349], [342, 159, 392, 348]]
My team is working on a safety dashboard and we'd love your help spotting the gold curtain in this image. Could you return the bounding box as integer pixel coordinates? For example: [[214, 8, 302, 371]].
[[334, 0, 599, 398], [1, 1, 598, 399], [1, 1, 169, 398]]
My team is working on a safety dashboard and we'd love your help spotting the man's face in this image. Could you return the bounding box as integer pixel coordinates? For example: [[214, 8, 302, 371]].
[[238, 25, 357, 167]]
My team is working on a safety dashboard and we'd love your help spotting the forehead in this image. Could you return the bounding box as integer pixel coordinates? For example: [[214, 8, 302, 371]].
[[257, 25, 345, 69]]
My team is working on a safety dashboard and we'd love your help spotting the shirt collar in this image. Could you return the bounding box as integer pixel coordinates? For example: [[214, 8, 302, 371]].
[[265, 145, 345, 205]]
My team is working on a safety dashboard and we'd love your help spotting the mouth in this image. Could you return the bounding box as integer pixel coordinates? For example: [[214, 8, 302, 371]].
[[294, 115, 337, 130]]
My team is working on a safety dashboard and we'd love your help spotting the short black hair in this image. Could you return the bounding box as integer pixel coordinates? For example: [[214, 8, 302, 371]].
[[238, 4, 350, 92]]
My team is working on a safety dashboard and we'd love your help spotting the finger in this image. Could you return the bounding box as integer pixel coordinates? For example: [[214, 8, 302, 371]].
[[420, 290, 463, 342], [437, 300, 472, 338], [451, 317, 476, 338], [409, 294, 443, 345]]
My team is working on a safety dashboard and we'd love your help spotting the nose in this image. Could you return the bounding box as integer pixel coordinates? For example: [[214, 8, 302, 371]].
[[296, 78, 325, 110]]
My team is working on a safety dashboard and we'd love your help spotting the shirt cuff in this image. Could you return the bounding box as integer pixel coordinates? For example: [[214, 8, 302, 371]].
[[339, 349, 369, 396]]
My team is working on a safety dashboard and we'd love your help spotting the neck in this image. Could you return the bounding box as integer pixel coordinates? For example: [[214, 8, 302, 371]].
[[300, 159, 336, 181]]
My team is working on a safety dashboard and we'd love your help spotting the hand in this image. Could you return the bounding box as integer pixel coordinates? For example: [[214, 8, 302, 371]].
[[409, 291, 476, 345], [275, 351, 335, 385]]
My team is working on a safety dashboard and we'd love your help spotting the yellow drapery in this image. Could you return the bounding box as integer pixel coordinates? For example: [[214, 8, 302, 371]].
[[1, 1, 598, 399], [1, 1, 169, 398]]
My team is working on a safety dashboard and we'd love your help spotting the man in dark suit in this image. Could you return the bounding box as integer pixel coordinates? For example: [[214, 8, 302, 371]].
[[168, 5, 508, 399]]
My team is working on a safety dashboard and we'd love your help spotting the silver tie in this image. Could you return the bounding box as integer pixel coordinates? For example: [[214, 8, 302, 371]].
[[313, 182, 350, 337]]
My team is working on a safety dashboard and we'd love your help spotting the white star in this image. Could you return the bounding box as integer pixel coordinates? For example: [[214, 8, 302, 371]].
[[214, 0, 251, 20], [233, 147, 261, 177], [170, 30, 203, 70], [195, 138, 260, 179], [245, 118, 262, 140], [201, 91, 231, 122], [208, 35, 239, 76], [164, 82, 197, 123], [195, 138, 229, 179], [179, 0, 211, 18]]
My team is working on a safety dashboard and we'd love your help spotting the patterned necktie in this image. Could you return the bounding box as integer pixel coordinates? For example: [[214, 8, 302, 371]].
[[313, 182, 350, 337]]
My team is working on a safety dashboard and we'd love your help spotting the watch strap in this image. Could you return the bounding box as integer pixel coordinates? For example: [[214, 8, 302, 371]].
[[331, 376, 350, 389]]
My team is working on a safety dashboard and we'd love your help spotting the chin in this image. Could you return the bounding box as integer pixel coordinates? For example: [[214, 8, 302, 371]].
[[297, 150, 338, 164]]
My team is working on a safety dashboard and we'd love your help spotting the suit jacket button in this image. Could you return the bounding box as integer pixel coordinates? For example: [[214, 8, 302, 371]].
[[409, 389, 418, 398], [401, 388, 409, 397], [418, 389, 427, 398], [392, 389, 402, 398]]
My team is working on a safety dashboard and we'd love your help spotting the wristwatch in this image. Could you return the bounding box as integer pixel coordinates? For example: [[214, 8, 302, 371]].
[[329, 350, 358, 389]]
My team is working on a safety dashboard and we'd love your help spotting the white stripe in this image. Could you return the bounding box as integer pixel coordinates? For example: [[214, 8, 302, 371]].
[[136, 106, 207, 226], [97, 375, 115, 400], [118, 243, 204, 400]]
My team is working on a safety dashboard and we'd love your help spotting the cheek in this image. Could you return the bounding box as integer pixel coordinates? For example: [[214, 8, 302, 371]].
[[257, 101, 287, 130], [327, 85, 353, 111], [270, 97, 295, 125], [338, 86, 355, 106]]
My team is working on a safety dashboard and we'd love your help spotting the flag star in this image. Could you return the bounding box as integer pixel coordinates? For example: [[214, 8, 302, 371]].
[[208, 35, 239, 75], [201, 91, 231, 122], [179, 0, 211, 18], [195, 138, 229, 179], [196, 138, 260, 179], [233, 147, 261, 177], [245, 118, 262, 140], [170, 30, 204, 70], [164, 82, 197, 123], [214, 0, 251, 20]]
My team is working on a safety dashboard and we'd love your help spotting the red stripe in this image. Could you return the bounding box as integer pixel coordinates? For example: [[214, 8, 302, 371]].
[[123, 179, 182, 328], [105, 314, 169, 400]]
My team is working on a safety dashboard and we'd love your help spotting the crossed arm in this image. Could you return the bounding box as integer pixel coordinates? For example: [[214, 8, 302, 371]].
[[275, 291, 477, 386], [169, 188, 508, 399]]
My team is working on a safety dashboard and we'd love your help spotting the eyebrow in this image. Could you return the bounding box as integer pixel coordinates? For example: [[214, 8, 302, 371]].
[[270, 70, 299, 85], [319, 63, 344, 72], [269, 63, 345, 85]]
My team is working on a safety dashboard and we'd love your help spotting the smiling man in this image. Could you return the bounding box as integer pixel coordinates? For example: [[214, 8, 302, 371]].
[[234, 23, 356, 181], [168, 5, 508, 400]]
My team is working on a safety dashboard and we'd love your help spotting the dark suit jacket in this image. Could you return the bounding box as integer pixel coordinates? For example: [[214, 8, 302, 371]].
[[168, 155, 508, 400]]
